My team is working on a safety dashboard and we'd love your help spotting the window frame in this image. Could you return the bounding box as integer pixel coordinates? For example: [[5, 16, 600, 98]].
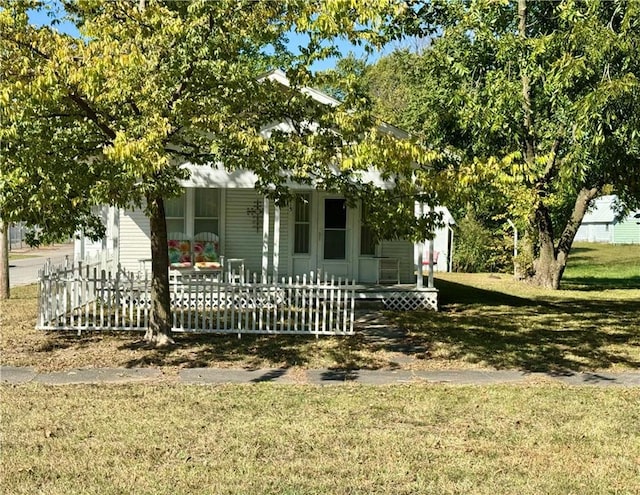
[[193, 188, 220, 236], [293, 193, 311, 255], [165, 195, 186, 234]]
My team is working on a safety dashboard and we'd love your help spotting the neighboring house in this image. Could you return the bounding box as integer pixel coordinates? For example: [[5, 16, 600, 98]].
[[75, 71, 454, 303], [574, 195, 640, 244]]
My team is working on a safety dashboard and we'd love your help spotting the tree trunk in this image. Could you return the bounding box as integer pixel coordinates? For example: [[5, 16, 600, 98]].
[[145, 194, 174, 346], [0, 218, 9, 300], [530, 187, 599, 289], [531, 201, 561, 289]]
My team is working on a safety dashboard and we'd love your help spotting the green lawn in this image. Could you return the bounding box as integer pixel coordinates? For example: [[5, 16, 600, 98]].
[[388, 242, 640, 372], [561, 242, 640, 289], [1, 242, 639, 494], [2, 384, 639, 495], [2, 243, 639, 373]]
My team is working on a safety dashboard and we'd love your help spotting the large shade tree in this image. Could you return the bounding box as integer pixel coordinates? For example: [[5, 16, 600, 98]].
[[366, 0, 640, 288], [1, 0, 436, 341]]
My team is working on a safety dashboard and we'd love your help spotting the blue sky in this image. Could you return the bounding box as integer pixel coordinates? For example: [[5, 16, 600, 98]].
[[28, 4, 395, 72]]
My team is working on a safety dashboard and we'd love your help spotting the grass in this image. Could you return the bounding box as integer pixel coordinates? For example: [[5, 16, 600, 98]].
[[8, 253, 38, 261], [561, 242, 640, 289], [1, 384, 639, 494], [2, 243, 639, 494], [1, 243, 639, 373]]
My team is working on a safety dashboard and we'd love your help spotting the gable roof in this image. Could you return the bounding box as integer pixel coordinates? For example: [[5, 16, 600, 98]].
[[582, 195, 617, 223], [582, 195, 640, 224], [181, 69, 415, 191], [263, 69, 409, 139]]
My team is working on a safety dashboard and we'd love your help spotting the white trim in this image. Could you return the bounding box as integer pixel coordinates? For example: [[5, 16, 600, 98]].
[[180, 164, 397, 190], [113, 207, 120, 266], [273, 204, 280, 281], [185, 188, 195, 237], [219, 189, 226, 255], [261, 196, 269, 283], [416, 202, 424, 289], [428, 237, 435, 288]]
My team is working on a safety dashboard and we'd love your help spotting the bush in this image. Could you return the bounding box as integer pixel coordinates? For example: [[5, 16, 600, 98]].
[[453, 215, 512, 273]]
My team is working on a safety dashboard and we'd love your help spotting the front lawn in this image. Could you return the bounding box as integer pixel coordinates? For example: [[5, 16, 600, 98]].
[[561, 241, 640, 289], [2, 384, 639, 495], [1, 242, 638, 373]]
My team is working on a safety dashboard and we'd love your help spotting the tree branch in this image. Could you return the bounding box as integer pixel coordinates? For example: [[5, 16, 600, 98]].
[[4, 33, 118, 141], [518, 0, 535, 166], [535, 135, 563, 191], [67, 93, 117, 140], [557, 186, 600, 258]]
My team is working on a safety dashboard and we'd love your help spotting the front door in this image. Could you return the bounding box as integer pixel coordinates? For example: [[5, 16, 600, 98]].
[[319, 197, 350, 278]]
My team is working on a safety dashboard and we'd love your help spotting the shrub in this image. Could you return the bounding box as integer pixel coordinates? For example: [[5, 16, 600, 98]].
[[453, 215, 512, 273]]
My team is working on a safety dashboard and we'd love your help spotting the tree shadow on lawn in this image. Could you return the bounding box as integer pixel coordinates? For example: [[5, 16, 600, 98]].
[[112, 287, 638, 374], [111, 277, 639, 373], [117, 330, 385, 370], [385, 279, 640, 373], [119, 333, 315, 370], [561, 275, 640, 290]]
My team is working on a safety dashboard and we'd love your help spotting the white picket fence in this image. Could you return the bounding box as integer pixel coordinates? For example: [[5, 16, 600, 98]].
[[38, 258, 356, 336]]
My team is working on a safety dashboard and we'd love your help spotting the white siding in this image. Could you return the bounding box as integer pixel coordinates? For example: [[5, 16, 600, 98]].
[[119, 207, 151, 273], [380, 239, 414, 283], [224, 190, 290, 279], [576, 223, 612, 243], [74, 206, 119, 261]]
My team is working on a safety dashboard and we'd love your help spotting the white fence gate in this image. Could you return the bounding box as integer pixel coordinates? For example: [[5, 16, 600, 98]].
[[38, 259, 356, 336]]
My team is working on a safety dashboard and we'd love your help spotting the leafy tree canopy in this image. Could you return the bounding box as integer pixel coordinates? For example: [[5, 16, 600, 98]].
[[0, 0, 439, 342], [365, 0, 640, 287]]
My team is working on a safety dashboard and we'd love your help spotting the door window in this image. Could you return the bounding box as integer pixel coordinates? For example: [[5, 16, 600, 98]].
[[294, 194, 311, 254], [324, 198, 346, 260]]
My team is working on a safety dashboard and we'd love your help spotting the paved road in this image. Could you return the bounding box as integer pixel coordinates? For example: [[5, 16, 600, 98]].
[[9, 243, 75, 287]]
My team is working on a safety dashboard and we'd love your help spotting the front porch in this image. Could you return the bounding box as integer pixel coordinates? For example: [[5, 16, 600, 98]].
[[37, 253, 437, 336]]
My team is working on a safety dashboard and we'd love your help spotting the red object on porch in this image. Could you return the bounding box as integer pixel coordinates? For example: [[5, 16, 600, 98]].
[[422, 250, 439, 266]]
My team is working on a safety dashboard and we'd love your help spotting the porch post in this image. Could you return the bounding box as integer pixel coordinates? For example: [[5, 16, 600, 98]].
[[273, 204, 280, 282], [428, 237, 435, 288], [415, 201, 423, 289], [428, 205, 435, 288], [262, 196, 270, 283], [416, 241, 424, 289]]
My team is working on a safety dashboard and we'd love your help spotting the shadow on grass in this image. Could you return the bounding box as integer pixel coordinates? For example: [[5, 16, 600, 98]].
[[111, 277, 640, 373], [118, 333, 316, 369], [110, 279, 640, 374], [117, 330, 388, 371], [561, 276, 640, 290], [385, 279, 640, 373], [26, 277, 639, 374]]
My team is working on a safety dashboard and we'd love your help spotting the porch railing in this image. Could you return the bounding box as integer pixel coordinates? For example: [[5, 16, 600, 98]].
[[37, 259, 356, 336]]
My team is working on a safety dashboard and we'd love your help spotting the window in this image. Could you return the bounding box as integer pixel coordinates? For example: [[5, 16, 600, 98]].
[[194, 188, 219, 235], [360, 202, 376, 255], [164, 188, 220, 236], [324, 198, 346, 260], [165, 195, 185, 234], [294, 194, 310, 254]]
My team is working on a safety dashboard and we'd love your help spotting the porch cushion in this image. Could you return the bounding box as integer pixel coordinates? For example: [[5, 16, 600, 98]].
[[168, 239, 192, 268], [194, 240, 221, 269]]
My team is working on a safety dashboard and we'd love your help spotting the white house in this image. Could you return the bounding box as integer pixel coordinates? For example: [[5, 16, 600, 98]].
[[575, 195, 640, 244], [75, 173, 454, 284], [74, 71, 454, 310]]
